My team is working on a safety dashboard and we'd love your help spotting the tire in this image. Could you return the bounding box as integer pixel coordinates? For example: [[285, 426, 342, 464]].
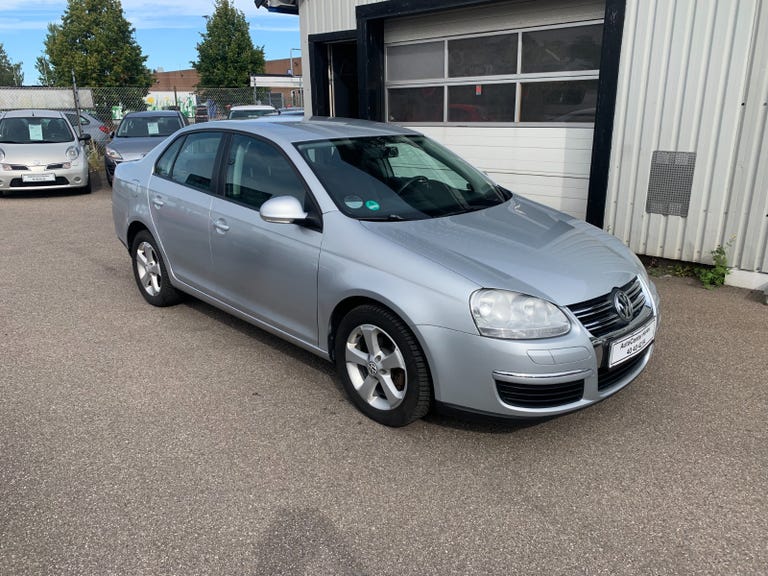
[[335, 304, 432, 427], [106, 169, 112, 186], [78, 178, 92, 194], [130, 230, 182, 307]]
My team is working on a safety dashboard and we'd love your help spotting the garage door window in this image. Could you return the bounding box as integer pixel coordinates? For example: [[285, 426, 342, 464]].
[[386, 22, 602, 125], [387, 86, 445, 123], [387, 42, 444, 81]]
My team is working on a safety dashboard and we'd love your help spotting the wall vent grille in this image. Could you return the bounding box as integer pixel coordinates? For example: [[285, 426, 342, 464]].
[[645, 151, 696, 217]]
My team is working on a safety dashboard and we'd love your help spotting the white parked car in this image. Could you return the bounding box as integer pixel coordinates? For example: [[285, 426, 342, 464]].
[[227, 105, 278, 119], [0, 109, 92, 196]]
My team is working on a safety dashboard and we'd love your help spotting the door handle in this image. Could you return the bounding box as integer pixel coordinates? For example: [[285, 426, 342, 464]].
[[213, 218, 230, 233], [152, 195, 165, 208]]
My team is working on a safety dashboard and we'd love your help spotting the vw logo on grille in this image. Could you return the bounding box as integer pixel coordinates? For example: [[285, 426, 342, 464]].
[[613, 290, 634, 322]]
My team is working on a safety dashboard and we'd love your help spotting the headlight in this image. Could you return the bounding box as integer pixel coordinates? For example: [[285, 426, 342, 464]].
[[65, 146, 79, 161], [470, 289, 571, 339], [105, 147, 122, 161]]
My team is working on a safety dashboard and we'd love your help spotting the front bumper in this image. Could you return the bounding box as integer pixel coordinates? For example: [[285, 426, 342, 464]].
[[0, 163, 89, 192], [419, 278, 659, 419]]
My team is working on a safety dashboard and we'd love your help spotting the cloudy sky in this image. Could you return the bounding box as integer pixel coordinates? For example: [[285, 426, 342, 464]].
[[0, 0, 300, 84]]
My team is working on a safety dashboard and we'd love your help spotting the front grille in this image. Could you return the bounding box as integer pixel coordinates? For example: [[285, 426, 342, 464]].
[[568, 277, 646, 339], [597, 350, 648, 391], [10, 177, 70, 188], [496, 379, 584, 408]]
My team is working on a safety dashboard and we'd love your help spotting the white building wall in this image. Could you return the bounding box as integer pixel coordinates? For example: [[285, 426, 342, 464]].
[[301, 0, 381, 35], [606, 0, 768, 279]]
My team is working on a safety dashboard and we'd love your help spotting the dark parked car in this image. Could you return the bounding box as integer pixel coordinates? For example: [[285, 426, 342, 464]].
[[104, 110, 187, 185]]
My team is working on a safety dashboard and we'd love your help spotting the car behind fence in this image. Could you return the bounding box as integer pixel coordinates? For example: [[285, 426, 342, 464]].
[[0, 85, 289, 152]]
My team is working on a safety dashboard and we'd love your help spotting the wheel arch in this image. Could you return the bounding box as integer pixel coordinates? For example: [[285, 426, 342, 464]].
[[327, 296, 433, 387], [126, 220, 150, 253]]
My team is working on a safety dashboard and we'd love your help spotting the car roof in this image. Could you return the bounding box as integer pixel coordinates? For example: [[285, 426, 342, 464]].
[[191, 117, 418, 146], [230, 104, 275, 110], [122, 110, 183, 118], [1, 109, 67, 119]]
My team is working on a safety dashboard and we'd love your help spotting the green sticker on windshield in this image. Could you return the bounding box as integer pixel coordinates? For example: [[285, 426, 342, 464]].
[[365, 200, 380, 211]]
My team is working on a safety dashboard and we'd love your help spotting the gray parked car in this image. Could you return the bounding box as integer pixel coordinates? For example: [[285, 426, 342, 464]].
[[112, 118, 660, 426], [0, 109, 92, 196], [63, 110, 111, 147], [105, 110, 187, 185]]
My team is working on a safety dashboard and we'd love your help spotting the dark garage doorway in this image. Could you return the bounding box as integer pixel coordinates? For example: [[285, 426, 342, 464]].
[[309, 34, 359, 118]]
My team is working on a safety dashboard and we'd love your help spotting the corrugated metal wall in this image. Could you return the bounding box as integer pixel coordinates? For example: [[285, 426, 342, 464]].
[[301, 0, 381, 35], [606, 0, 768, 273]]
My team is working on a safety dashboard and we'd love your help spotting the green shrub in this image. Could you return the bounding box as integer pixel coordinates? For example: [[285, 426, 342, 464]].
[[696, 243, 731, 289]]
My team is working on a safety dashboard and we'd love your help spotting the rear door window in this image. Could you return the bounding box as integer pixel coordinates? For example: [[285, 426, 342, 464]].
[[160, 131, 223, 192], [224, 134, 307, 210]]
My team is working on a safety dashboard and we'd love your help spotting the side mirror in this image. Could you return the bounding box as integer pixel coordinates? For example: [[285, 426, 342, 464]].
[[260, 195, 308, 224], [79, 133, 92, 141]]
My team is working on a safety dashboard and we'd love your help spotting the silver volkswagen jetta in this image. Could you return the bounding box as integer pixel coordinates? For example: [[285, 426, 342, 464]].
[[112, 118, 659, 427]]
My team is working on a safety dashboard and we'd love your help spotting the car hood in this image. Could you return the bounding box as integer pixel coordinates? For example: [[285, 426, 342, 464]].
[[361, 196, 646, 306], [109, 137, 167, 160], [1, 141, 79, 163]]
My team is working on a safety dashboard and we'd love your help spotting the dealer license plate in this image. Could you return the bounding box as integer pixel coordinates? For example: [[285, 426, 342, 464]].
[[22, 173, 55, 183], [608, 318, 656, 368]]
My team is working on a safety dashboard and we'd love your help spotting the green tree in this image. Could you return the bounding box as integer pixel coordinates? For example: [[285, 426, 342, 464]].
[[37, 0, 152, 89], [193, 0, 265, 87], [0, 43, 24, 86]]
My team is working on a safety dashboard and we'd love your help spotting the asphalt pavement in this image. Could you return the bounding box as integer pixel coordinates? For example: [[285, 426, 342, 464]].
[[1, 182, 767, 575]]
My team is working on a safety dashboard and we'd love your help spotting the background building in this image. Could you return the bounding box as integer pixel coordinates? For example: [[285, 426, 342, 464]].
[[261, 0, 767, 291]]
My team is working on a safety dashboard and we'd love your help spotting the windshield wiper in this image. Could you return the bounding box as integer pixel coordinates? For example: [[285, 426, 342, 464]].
[[358, 214, 413, 222]]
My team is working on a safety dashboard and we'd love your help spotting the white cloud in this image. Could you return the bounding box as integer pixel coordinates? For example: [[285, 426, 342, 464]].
[[0, 1, 62, 10], [250, 24, 300, 32], [0, 18, 55, 31]]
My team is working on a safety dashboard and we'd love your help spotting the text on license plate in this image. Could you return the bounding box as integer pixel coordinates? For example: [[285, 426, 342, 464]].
[[22, 173, 55, 183], [608, 318, 656, 368]]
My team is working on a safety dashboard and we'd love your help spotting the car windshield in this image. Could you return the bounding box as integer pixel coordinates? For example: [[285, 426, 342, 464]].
[[296, 135, 511, 220], [116, 116, 182, 138], [0, 117, 74, 144]]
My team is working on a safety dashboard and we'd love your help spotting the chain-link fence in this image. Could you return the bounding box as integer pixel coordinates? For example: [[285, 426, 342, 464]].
[[0, 85, 294, 153]]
